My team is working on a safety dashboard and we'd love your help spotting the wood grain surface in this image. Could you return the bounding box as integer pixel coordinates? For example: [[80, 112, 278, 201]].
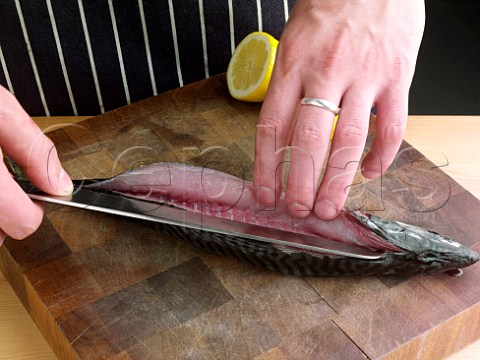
[[1, 75, 479, 360]]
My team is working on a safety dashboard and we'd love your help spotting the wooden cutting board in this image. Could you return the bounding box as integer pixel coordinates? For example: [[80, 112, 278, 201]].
[[1, 74, 479, 360]]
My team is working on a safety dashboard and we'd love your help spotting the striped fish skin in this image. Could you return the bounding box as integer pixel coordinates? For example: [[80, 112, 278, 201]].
[[147, 221, 478, 277], [86, 162, 480, 276]]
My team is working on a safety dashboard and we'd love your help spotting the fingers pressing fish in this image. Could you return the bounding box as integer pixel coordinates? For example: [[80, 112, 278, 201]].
[[80, 162, 479, 276]]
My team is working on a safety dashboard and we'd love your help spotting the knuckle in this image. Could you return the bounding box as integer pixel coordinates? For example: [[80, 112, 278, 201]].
[[277, 39, 305, 75], [317, 39, 348, 78], [380, 122, 406, 144], [390, 60, 405, 78], [359, 49, 379, 73], [296, 111, 331, 142], [390, 56, 410, 75], [258, 109, 291, 142], [385, 56, 414, 85], [338, 123, 367, 143], [297, 122, 330, 142], [259, 109, 285, 129], [337, 110, 368, 143]]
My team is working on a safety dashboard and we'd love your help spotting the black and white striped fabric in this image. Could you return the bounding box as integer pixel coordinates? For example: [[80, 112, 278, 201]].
[[0, 1, 295, 116]]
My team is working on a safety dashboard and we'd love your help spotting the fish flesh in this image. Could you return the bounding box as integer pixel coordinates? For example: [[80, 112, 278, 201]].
[[84, 162, 479, 276]]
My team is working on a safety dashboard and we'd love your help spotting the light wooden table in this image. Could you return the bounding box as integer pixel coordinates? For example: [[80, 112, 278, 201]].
[[0, 115, 479, 360]]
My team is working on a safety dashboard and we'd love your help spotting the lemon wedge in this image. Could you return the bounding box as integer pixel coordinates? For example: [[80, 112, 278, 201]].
[[331, 114, 338, 140], [227, 32, 278, 102]]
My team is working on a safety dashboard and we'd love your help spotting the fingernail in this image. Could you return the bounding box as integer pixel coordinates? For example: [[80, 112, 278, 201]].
[[256, 186, 276, 206], [362, 168, 381, 179], [58, 169, 73, 194], [287, 202, 311, 218], [314, 200, 338, 220]]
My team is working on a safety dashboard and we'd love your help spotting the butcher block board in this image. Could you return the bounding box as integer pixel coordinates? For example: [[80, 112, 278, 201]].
[[1, 74, 479, 360]]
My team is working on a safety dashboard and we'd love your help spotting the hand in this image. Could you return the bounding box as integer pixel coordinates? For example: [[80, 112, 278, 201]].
[[253, 0, 425, 219], [0, 86, 73, 246]]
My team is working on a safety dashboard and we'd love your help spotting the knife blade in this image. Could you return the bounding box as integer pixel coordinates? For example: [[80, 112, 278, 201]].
[[17, 179, 383, 260]]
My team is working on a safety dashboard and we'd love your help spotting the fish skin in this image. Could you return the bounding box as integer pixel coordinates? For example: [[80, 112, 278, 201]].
[[85, 162, 480, 276], [145, 221, 478, 276]]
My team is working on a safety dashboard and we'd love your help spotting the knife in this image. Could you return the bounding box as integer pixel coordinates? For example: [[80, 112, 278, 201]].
[[16, 179, 383, 260]]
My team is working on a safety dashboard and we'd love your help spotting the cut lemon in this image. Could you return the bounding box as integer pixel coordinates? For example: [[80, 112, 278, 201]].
[[331, 114, 338, 140], [227, 32, 278, 102]]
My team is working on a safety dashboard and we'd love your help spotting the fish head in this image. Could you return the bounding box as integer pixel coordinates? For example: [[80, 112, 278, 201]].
[[399, 226, 480, 269], [353, 212, 480, 271]]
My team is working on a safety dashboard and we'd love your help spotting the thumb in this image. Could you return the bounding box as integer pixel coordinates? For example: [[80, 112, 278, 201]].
[[0, 86, 73, 195]]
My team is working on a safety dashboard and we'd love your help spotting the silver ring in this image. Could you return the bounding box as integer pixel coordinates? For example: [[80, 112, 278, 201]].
[[300, 97, 340, 115]]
